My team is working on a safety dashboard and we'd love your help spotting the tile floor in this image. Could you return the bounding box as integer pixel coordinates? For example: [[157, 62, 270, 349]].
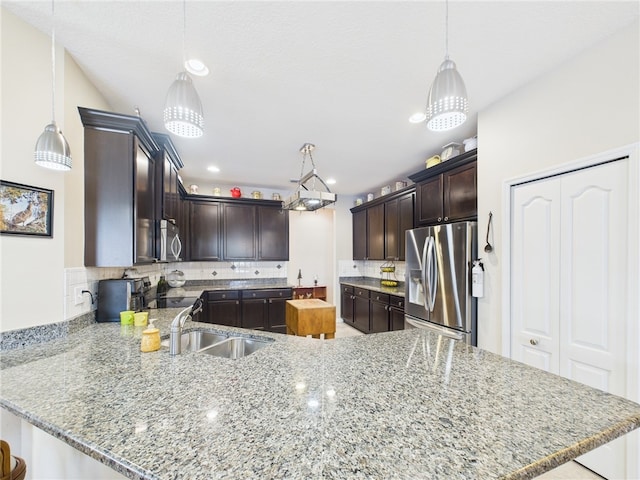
[[332, 320, 603, 479]]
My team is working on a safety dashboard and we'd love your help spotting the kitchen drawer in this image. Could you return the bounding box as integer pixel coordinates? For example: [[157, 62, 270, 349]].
[[207, 290, 240, 301], [243, 288, 293, 300], [370, 292, 390, 304], [341, 284, 354, 295], [354, 288, 370, 299], [389, 295, 404, 309]]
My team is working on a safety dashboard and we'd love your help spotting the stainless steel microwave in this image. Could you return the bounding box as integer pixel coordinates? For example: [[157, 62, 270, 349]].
[[160, 219, 182, 262]]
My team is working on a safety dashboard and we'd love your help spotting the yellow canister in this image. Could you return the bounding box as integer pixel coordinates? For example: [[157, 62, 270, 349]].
[[140, 319, 161, 352], [120, 310, 134, 325], [134, 311, 149, 327]]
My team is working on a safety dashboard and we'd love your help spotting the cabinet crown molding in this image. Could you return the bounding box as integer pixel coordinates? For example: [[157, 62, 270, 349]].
[[408, 148, 477, 184], [78, 106, 160, 156]]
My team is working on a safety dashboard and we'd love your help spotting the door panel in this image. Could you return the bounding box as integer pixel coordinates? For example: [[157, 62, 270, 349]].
[[520, 347, 553, 372], [511, 158, 631, 479], [511, 179, 561, 373], [559, 161, 628, 479]]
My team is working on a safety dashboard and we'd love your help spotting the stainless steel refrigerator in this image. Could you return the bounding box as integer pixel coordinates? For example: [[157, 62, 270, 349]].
[[404, 221, 477, 345]]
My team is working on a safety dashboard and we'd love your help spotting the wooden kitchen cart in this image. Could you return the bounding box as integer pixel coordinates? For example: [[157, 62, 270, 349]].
[[285, 299, 336, 339]]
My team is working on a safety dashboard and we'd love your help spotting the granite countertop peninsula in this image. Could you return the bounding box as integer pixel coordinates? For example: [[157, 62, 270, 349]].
[[339, 276, 405, 297], [1, 312, 640, 480]]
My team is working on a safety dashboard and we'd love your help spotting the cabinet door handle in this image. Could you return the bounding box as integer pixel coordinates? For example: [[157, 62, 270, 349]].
[[444, 216, 449, 221], [399, 302, 403, 308], [437, 217, 442, 222], [529, 339, 539, 346], [236, 301, 239, 305]]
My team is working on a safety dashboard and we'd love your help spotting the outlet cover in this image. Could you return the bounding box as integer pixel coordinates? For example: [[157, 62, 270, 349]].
[[74, 287, 85, 306]]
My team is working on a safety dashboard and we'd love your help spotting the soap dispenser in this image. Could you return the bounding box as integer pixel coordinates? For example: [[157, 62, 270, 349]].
[[140, 319, 161, 352]]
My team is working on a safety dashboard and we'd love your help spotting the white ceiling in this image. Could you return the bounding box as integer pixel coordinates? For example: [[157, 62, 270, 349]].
[[4, 1, 639, 196]]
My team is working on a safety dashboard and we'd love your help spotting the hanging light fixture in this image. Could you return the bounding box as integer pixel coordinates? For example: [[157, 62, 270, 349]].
[[283, 143, 336, 212], [425, 0, 468, 132], [163, 0, 204, 138], [34, 0, 72, 171]]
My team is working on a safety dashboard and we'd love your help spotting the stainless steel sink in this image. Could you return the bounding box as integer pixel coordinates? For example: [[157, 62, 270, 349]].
[[161, 330, 229, 352], [199, 336, 273, 359], [161, 329, 273, 358]]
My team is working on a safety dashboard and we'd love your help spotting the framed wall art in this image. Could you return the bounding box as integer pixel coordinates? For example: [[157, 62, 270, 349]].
[[0, 180, 54, 237]]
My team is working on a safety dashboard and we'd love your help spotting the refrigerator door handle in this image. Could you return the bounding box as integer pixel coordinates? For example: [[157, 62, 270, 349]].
[[421, 236, 430, 312], [405, 316, 466, 341], [428, 237, 438, 310], [425, 236, 437, 312]]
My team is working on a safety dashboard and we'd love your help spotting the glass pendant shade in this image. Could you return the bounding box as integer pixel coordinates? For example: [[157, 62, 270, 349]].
[[164, 71, 204, 138], [425, 57, 468, 132], [34, 121, 72, 171]]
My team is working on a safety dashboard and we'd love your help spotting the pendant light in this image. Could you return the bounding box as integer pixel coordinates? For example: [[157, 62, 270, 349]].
[[425, 0, 468, 132], [163, 0, 204, 138], [34, 0, 72, 171], [283, 143, 336, 212]]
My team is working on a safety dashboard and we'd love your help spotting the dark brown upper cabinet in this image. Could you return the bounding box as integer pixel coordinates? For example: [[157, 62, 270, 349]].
[[223, 203, 256, 260], [384, 192, 414, 261], [258, 206, 289, 260], [352, 209, 367, 260], [152, 133, 183, 224], [79, 107, 160, 267], [351, 187, 415, 261], [366, 203, 385, 260], [410, 149, 477, 227], [187, 196, 289, 262], [189, 200, 221, 261]]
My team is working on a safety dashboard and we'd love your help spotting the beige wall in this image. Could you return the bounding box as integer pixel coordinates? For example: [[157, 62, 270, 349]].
[[476, 20, 640, 354], [288, 207, 336, 303], [0, 8, 109, 332]]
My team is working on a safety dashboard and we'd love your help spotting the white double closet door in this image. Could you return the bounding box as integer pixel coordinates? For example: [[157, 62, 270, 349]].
[[510, 156, 635, 479]]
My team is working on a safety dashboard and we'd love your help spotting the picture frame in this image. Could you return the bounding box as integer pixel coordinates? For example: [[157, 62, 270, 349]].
[[0, 180, 54, 237]]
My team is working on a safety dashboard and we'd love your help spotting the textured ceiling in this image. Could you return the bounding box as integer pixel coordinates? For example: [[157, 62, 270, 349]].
[[4, 1, 639, 196]]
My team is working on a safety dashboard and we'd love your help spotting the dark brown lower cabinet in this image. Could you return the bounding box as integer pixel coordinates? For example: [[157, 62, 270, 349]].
[[389, 295, 405, 331], [340, 285, 355, 326], [240, 288, 292, 333], [370, 292, 390, 333], [241, 297, 267, 331], [203, 291, 241, 327], [353, 288, 370, 333], [340, 284, 405, 334]]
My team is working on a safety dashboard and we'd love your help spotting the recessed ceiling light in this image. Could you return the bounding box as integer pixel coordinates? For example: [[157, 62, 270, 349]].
[[207, 166, 220, 173], [184, 58, 209, 76], [409, 112, 427, 124], [326, 178, 336, 185]]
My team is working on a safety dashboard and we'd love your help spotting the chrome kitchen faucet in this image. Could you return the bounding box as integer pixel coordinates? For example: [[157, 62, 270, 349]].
[[169, 298, 204, 355]]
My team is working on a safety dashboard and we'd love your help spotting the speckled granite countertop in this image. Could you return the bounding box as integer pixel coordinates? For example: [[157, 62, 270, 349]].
[[339, 276, 405, 297], [1, 313, 639, 480], [158, 280, 295, 305]]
